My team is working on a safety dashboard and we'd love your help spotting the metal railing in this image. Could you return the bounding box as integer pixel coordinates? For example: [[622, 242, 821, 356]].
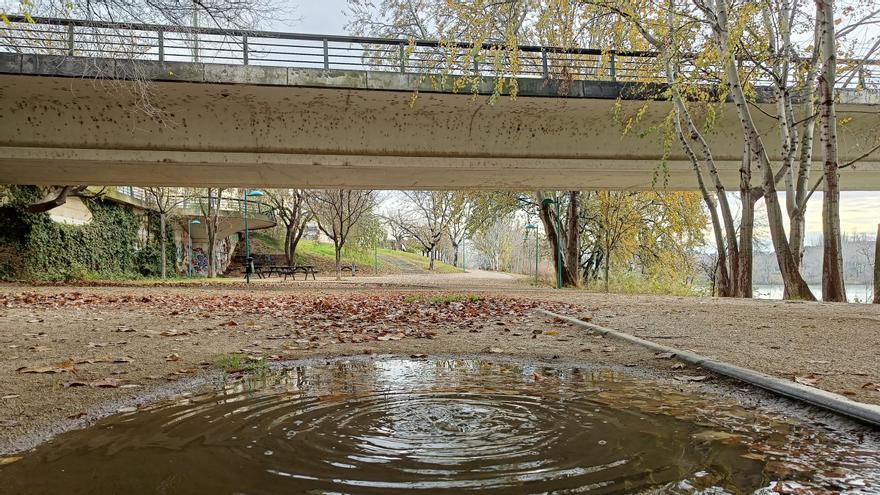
[[1, 15, 877, 88], [112, 186, 274, 220]]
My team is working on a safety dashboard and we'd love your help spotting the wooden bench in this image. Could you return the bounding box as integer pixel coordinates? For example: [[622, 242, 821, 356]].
[[340, 264, 358, 277]]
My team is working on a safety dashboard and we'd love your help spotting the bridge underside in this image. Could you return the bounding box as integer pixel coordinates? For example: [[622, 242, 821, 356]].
[[1, 72, 879, 190]]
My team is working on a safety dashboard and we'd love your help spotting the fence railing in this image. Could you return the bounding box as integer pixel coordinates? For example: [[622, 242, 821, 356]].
[[112, 186, 274, 219], [1, 15, 877, 88]]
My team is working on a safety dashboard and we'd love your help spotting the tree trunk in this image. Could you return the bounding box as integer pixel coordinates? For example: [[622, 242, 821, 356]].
[[429, 250, 435, 271], [603, 241, 610, 293], [712, 0, 814, 300], [817, 0, 846, 302], [537, 192, 576, 287], [564, 191, 579, 286], [284, 226, 293, 266], [451, 240, 459, 267], [334, 243, 342, 280], [738, 189, 759, 298], [737, 142, 757, 298], [673, 111, 731, 296], [159, 213, 167, 279], [874, 224, 879, 304]]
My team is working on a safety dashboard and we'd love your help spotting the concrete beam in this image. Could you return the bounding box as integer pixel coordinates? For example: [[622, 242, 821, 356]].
[[1, 65, 879, 190]]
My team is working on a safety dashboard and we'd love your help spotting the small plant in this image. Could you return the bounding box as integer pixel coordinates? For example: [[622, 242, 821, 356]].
[[215, 353, 245, 371], [246, 357, 269, 377]]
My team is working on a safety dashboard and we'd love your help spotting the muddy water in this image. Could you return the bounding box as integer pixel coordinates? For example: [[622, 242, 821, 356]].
[[2, 358, 878, 494]]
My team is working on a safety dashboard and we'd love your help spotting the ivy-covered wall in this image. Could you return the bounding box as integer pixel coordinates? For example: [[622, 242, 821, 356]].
[[0, 186, 166, 280]]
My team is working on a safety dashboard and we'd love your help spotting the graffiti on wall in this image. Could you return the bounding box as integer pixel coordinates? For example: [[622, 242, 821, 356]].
[[192, 247, 209, 276]]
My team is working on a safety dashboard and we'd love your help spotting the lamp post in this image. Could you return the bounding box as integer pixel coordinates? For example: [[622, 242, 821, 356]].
[[188, 218, 201, 277], [525, 224, 538, 284], [541, 197, 563, 289], [243, 190, 264, 284]]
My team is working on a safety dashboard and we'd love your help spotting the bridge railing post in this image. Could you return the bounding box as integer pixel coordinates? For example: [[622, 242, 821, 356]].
[[609, 52, 617, 81], [399, 42, 406, 73], [243, 34, 249, 65], [67, 22, 75, 56], [158, 29, 165, 62], [541, 50, 549, 79], [323, 38, 330, 69]]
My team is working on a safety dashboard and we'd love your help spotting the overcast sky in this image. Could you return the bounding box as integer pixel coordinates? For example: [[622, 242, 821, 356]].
[[279, 0, 878, 241]]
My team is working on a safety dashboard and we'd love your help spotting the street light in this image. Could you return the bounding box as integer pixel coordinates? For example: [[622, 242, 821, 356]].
[[525, 224, 538, 284], [541, 197, 563, 289], [243, 189, 264, 284], [188, 219, 201, 277]]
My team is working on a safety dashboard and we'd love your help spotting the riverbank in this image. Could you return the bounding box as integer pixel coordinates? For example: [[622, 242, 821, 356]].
[[0, 275, 878, 454]]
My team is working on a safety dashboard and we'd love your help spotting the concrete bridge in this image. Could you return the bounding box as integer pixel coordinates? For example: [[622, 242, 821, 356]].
[[1, 17, 879, 190]]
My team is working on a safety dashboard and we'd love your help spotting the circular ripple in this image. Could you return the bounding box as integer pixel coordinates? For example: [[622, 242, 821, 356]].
[[6, 359, 870, 494]]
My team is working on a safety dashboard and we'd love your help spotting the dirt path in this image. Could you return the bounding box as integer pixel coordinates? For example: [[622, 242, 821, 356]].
[[0, 275, 878, 454]]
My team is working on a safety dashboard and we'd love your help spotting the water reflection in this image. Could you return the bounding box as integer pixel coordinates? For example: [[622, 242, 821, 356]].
[[2, 358, 878, 494]]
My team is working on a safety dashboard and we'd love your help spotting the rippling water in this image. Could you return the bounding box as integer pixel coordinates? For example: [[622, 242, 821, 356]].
[[2, 358, 878, 494]]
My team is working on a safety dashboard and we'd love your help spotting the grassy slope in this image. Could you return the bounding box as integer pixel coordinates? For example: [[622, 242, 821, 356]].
[[252, 234, 461, 274]]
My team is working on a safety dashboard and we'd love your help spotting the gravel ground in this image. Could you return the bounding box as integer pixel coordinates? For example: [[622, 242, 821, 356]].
[[0, 273, 878, 454]]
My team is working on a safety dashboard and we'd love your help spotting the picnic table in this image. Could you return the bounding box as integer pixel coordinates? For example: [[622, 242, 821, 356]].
[[286, 265, 318, 280], [249, 265, 317, 280], [340, 263, 358, 277]]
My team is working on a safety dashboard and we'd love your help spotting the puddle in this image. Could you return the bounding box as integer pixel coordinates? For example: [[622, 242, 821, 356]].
[[2, 357, 878, 494]]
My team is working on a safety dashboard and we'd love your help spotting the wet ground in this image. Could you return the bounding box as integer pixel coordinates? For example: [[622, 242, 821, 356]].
[[2, 357, 878, 494]]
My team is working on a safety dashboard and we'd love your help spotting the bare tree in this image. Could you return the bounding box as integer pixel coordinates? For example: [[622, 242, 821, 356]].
[[197, 187, 225, 278], [306, 190, 376, 279], [264, 189, 311, 266], [385, 191, 461, 270], [145, 187, 186, 278]]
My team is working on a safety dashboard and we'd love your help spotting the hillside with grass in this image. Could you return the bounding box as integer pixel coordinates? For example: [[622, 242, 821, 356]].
[[232, 233, 462, 276]]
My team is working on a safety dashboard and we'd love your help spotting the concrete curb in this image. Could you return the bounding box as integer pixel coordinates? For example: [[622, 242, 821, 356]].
[[536, 309, 880, 428]]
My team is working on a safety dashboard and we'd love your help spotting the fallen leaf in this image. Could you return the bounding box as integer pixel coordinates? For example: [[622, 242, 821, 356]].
[[671, 362, 686, 370], [693, 430, 741, 442], [674, 375, 709, 382], [409, 354, 427, 358], [545, 329, 560, 336], [654, 352, 675, 359], [165, 353, 181, 362], [794, 375, 820, 387], [17, 362, 75, 374], [159, 330, 188, 337], [482, 347, 503, 354], [861, 382, 880, 391], [63, 381, 88, 388], [0, 456, 22, 466], [1, 394, 20, 400], [90, 378, 119, 388]]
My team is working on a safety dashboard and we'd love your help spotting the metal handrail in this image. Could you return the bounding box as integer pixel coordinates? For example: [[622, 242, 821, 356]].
[[1, 15, 876, 87], [112, 187, 274, 219]]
